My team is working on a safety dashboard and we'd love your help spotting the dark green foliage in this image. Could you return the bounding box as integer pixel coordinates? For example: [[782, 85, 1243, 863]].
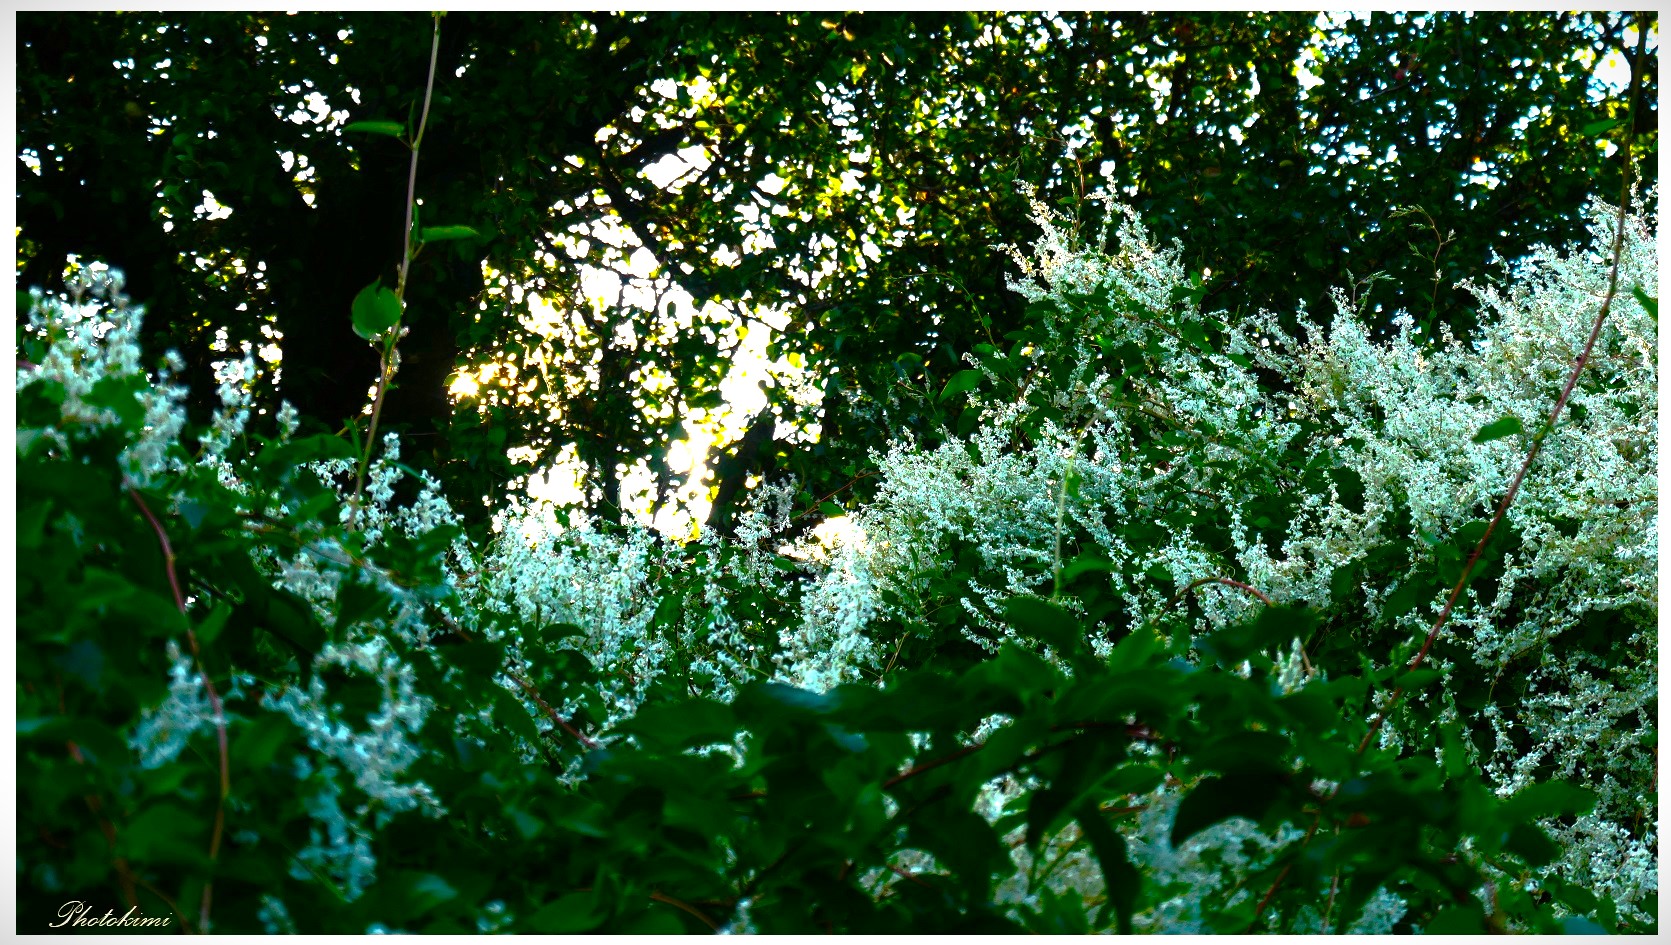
[[16, 11, 1656, 533], [14, 9, 1656, 936]]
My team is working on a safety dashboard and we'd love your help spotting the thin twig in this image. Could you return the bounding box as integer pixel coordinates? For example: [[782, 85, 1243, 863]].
[[882, 743, 984, 788], [134, 876, 194, 934], [424, 605, 600, 750], [883, 720, 1163, 792], [886, 863, 936, 890], [1322, 868, 1340, 933], [790, 469, 878, 523], [1173, 575, 1275, 608], [1357, 17, 1645, 756], [67, 743, 140, 910], [126, 482, 229, 931], [508, 668, 599, 750], [648, 891, 721, 932], [351, 13, 443, 529], [125, 483, 186, 610], [397, 13, 443, 301], [1136, 574, 1275, 640], [1249, 814, 1320, 928]]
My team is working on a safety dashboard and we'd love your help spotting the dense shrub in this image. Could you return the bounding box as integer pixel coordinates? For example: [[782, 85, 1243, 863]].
[[15, 188, 1655, 933]]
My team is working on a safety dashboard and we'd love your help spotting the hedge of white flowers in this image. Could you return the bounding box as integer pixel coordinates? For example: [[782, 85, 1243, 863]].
[[16, 187, 1655, 933]]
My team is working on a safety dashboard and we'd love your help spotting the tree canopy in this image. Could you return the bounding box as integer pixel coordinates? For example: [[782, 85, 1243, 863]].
[[16, 11, 1657, 533]]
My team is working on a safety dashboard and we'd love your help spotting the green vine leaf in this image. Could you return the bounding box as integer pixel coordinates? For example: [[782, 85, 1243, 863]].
[[418, 224, 482, 243], [1471, 415, 1524, 444], [342, 119, 406, 137], [351, 280, 403, 341]]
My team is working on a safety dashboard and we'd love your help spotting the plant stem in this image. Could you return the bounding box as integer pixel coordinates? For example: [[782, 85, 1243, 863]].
[[397, 14, 443, 302], [1357, 14, 1645, 755], [126, 482, 228, 932], [351, 13, 442, 530], [1050, 457, 1072, 599], [1136, 574, 1275, 640], [648, 891, 722, 932]]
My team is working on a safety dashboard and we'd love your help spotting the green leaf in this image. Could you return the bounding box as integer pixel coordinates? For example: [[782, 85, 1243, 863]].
[[194, 601, 233, 648], [618, 699, 737, 751], [17, 498, 51, 551], [937, 368, 982, 402], [252, 589, 327, 666], [1198, 604, 1312, 668], [124, 803, 207, 865], [17, 716, 58, 738], [1107, 627, 1161, 671], [1075, 803, 1140, 933], [334, 578, 392, 633], [1632, 285, 1657, 324], [1099, 763, 1164, 798], [342, 119, 406, 137], [401, 872, 459, 918], [1059, 554, 1116, 584], [1001, 596, 1085, 659], [527, 891, 606, 933], [1190, 730, 1291, 777], [1504, 820, 1560, 866], [1178, 321, 1213, 353], [234, 712, 298, 769], [418, 224, 482, 243], [1501, 780, 1598, 821], [1170, 774, 1284, 846], [1425, 902, 1487, 934], [1578, 117, 1622, 137], [351, 280, 403, 341], [1471, 415, 1523, 444], [1393, 668, 1443, 691], [971, 643, 1061, 702], [491, 685, 541, 744]]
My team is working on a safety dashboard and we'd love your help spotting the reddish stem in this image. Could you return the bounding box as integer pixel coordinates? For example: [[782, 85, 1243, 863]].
[[886, 863, 936, 890], [1250, 814, 1320, 927], [649, 890, 722, 931], [427, 606, 599, 750], [882, 744, 984, 788], [1356, 38, 1642, 755], [790, 469, 878, 523], [509, 669, 599, 750], [126, 482, 229, 931], [1171, 575, 1275, 609]]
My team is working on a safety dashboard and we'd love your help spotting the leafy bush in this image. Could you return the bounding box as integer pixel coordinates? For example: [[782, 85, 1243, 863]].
[[15, 185, 1655, 933]]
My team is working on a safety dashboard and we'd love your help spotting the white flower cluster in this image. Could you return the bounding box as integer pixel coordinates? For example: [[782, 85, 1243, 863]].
[[128, 640, 219, 769], [1282, 194, 1657, 918], [773, 189, 1656, 928], [269, 637, 443, 815], [22, 173, 1654, 929], [255, 894, 297, 935], [776, 538, 881, 691], [464, 500, 772, 739], [21, 265, 456, 906], [780, 190, 1309, 689], [266, 636, 444, 900], [472, 509, 667, 729], [288, 759, 378, 900], [16, 262, 193, 488]]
